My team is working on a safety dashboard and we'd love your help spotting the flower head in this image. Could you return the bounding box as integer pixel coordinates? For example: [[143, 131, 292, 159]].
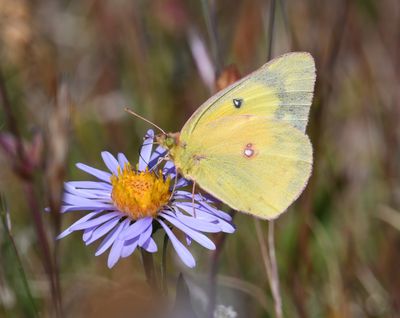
[[58, 130, 235, 268]]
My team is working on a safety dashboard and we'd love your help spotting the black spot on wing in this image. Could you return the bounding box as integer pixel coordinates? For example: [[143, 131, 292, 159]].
[[233, 98, 243, 108]]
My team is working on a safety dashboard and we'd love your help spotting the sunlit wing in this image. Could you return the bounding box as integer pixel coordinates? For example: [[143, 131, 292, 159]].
[[181, 52, 316, 139], [174, 115, 313, 219]]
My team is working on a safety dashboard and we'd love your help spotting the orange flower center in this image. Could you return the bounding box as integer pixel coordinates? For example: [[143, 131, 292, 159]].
[[110, 164, 171, 220]]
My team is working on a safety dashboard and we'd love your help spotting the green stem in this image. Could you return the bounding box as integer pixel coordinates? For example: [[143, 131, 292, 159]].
[[140, 248, 158, 293], [0, 198, 39, 318], [161, 234, 169, 296]]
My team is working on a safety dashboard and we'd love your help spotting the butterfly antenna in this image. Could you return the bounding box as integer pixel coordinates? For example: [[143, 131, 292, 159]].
[[124, 107, 167, 135]]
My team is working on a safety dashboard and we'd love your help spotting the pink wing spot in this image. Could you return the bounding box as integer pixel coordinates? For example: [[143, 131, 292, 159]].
[[243, 143, 256, 158], [244, 149, 254, 157]]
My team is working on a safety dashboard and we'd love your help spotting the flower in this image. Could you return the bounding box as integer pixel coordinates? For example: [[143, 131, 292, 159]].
[[58, 129, 235, 268]]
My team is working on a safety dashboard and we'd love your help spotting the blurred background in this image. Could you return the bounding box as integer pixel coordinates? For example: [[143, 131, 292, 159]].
[[0, 0, 400, 317]]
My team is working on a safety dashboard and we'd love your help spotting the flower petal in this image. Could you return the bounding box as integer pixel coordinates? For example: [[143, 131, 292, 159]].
[[138, 223, 153, 246], [107, 219, 130, 268], [157, 219, 195, 268], [175, 178, 190, 188], [62, 193, 108, 206], [160, 213, 215, 250], [83, 226, 97, 243], [61, 205, 112, 213], [141, 237, 157, 253], [101, 151, 119, 175], [117, 153, 129, 167], [71, 212, 123, 231], [66, 181, 112, 190], [95, 220, 127, 256], [64, 183, 111, 199], [163, 161, 176, 177], [76, 163, 112, 183], [138, 130, 154, 171], [121, 237, 139, 258], [57, 211, 101, 239], [148, 146, 168, 169], [217, 219, 236, 233], [85, 217, 121, 244], [121, 217, 153, 240], [173, 204, 221, 222], [163, 210, 221, 233]]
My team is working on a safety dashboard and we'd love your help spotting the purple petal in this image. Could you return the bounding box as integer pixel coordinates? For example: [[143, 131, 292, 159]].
[[138, 129, 154, 171], [175, 201, 231, 222], [198, 201, 232, 221], [66, 181, 112, 190], [157, 219, 195, 268], [160, 213, 215, 250], [149, 146, 168, 169], [173, 204, 220, 222], [57, 211, 101, 239], [101, 151, 119, 175], [138, 223, 153, 246], [61, 205, 113, 213], [71, 212, 123, 231], [95, 220, 127, 256], [83, 226, 97, 243], [107, 219, 130, 268], [121, 217, 153, 240], [64, 183, 111, 199], [117, 153, 129, 167], [121, 237, 139, 258], [217, 219, 236, 233], [186, 236, 192, 245], [141, 237, 157, 253], [175, 178, 190, 188], [62, 193, 108, 206], [76, 163, 112, 183], [163, 210, 221, 233], [163, 161, 176, 177], [85, 217, 121, 244], [172, 204, 234, 233]]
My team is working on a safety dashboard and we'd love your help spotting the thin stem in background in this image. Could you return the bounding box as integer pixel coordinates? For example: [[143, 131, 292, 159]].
[[0, 70, 25, 162], [260, 1, 283, 317], [264, 0, 276, 60], [268, 221, 283, 318], [0, 70, 63, 317], [24, 184, 63, 318], [207, 210, 235, 318], [201, 0, 222, 75], [140, 248, 159, 293], [254, 219, 282, 318], [0, 197, 39, 318], [161, 234, 169, 296]]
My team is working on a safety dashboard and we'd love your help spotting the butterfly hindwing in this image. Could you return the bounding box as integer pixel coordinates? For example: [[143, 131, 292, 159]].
[[174, 115, 313, 219]]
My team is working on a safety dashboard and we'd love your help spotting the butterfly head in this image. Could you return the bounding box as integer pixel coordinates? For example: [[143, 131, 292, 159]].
[[156, 132, 180, 151]]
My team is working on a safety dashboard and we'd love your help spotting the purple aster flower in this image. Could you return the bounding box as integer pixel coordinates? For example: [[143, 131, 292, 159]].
[[58, 129, 235, 268]]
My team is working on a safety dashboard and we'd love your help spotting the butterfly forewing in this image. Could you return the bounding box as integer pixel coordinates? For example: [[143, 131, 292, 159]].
[[180, 52, 316, 140]]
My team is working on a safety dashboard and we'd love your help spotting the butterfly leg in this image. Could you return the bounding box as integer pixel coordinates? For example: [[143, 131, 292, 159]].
[[192, 181, 196, 218], [168, 167, 178, 201]]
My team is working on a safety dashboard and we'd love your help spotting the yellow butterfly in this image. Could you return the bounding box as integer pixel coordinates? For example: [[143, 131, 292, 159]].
[[156, 52, 316, 220]]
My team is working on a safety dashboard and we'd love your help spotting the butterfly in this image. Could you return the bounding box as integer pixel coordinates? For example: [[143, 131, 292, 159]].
[[153, 52, 315, 220]]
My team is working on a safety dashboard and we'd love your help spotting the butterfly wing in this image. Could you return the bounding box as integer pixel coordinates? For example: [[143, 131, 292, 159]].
[[180, 52, 316, 140], [174, 115, 312, 219], [172, 52, 315, 218]]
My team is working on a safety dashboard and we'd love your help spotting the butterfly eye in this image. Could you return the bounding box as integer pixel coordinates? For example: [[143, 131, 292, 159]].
[[233, 98, 243, 108]]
